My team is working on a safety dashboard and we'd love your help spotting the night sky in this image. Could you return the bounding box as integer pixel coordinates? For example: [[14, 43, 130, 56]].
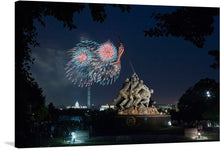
[[30, 4, 219, 108]]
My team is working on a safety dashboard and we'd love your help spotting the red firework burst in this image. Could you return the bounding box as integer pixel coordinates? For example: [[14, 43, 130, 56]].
[[77, 53, 87, 63], [98, 44, 115, 60]]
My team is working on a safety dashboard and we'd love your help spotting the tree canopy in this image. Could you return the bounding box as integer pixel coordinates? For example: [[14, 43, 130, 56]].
[[144, 7, 219, 48], [178, 78, 219, 121], [208, 50, 219, 69]]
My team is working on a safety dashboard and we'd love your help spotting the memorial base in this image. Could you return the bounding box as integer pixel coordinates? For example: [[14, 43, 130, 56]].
[[113, 114, 171, 131], [92, 113, 172, 136]]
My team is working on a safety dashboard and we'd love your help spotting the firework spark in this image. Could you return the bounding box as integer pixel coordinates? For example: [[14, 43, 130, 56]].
[[65, 40, 124, 87]]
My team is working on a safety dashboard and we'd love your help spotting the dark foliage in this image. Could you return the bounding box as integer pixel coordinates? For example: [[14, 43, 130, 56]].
[[208, 50, 219, 69], [177, 78, 219, 121], [88, 3, 130, 23], [91, 109, 117, 131], [48, 102, 59, 121], [15, 71, 48, 147], [144, 7, 219, 48]]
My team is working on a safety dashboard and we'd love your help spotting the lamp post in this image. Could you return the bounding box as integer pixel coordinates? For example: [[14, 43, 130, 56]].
[[206, 91, 211, 98]]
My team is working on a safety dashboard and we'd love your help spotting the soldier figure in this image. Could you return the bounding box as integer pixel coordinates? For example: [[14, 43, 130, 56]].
[[139, 88, 154, 107], [124, 73, 139, 108], [132, 80, 147, 107], [112, 78, 130, 109]]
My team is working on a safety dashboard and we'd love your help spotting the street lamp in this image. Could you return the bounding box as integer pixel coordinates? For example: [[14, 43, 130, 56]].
[[168, 121, 172, 126], [206, 91, 211, 98], [71, 132, 76, 142], [197, 132, 201, 138]]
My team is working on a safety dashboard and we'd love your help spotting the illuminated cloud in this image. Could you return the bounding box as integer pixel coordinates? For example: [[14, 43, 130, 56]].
[[31, 48, 86, 106]]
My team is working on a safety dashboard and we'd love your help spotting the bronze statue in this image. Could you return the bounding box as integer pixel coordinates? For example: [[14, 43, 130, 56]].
[[112, 73, 154, 110]]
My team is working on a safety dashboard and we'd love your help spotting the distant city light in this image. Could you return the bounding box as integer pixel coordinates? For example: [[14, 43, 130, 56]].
[[100, 104, 115, 111], [66, 101, 88, 109], [75, 101, 80, 108]]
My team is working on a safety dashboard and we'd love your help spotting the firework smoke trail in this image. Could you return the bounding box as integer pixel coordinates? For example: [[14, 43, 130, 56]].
[[65, 40, 124, 87]]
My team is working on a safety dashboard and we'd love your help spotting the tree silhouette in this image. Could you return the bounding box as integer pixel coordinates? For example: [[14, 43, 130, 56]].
[[178, 78, 219, 121], [208, 50, 219, 69], [144, 7, 219, 48], [48, 102, 58, 121], [15, 1, 130, 147], [15, 71, 48, 147]]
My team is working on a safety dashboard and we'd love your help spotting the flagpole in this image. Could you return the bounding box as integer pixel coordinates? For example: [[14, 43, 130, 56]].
[[118, 36, 136, 74]]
